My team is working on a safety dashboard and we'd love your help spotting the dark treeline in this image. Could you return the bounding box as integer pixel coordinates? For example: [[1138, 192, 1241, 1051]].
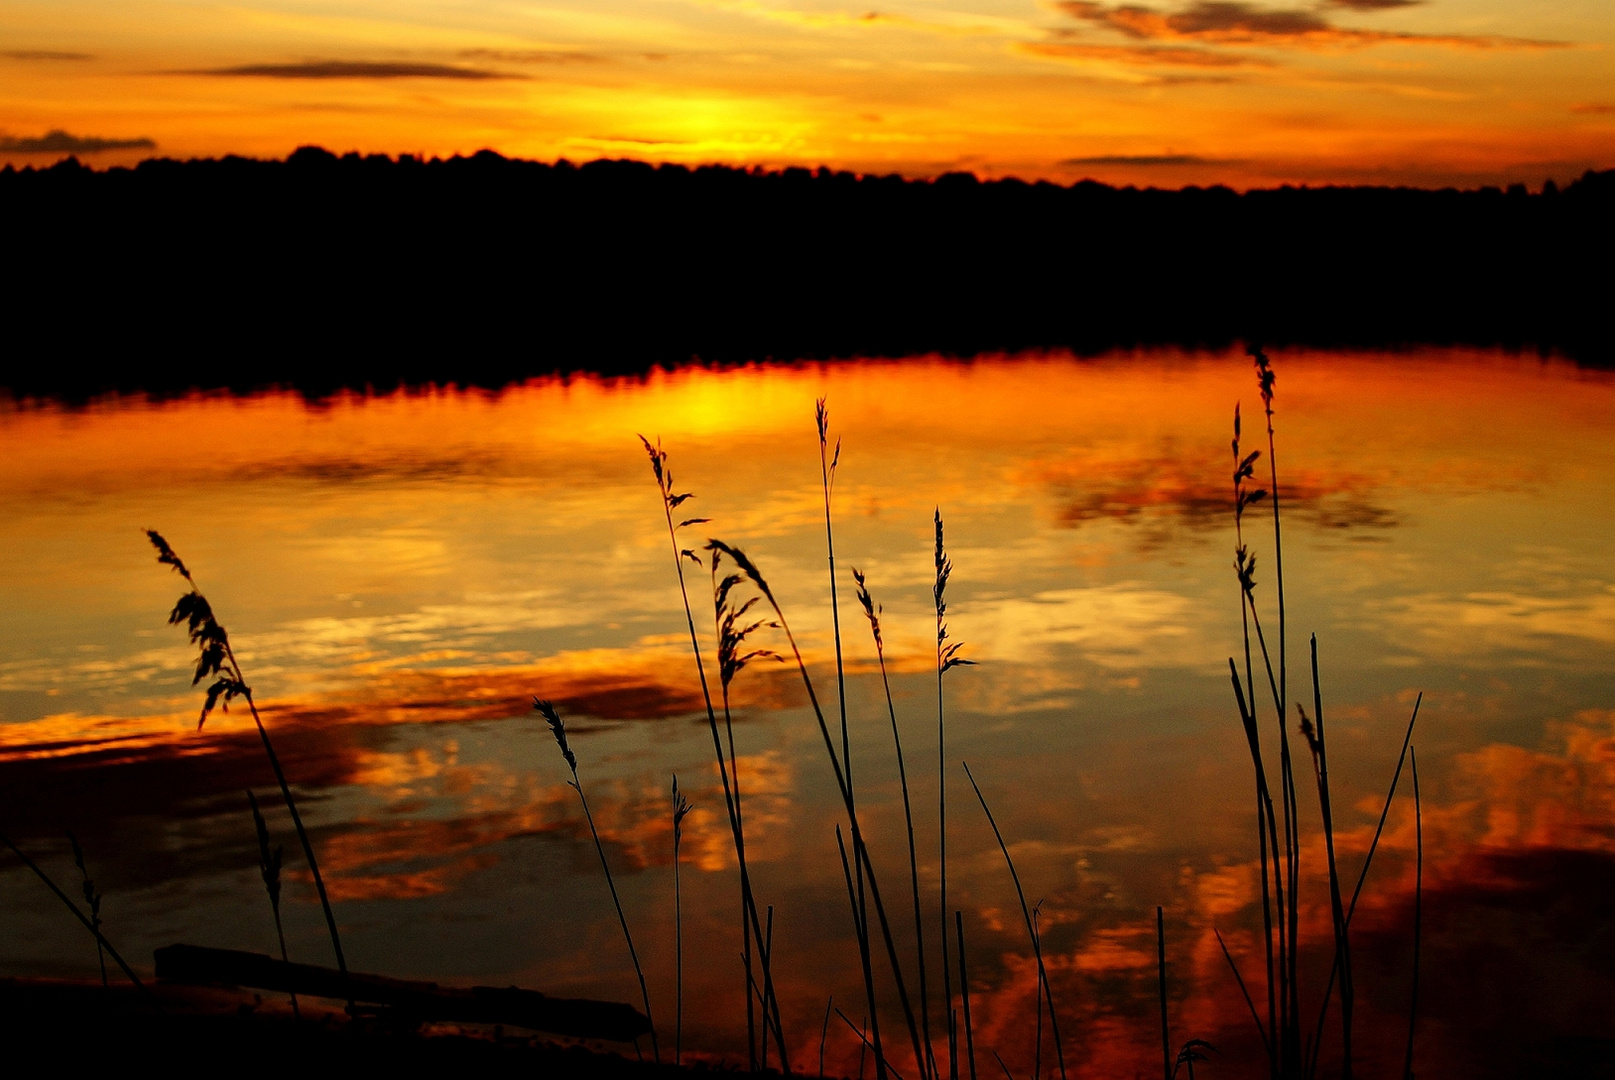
[[3, 147, 1611, 399]]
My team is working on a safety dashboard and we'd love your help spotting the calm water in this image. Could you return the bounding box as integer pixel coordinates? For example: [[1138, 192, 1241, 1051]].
[[2, 349, 1613, 1077]]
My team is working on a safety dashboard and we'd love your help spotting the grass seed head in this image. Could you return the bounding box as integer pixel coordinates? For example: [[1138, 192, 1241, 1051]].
[[534, 698, 577, 774], [852, 568, 883, 652]]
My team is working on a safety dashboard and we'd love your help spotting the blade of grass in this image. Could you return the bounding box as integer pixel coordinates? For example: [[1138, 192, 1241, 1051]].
[[963, 762, 1066, 1080], [1157, 907, 1171, 1080], [1403, 746, 1422, 1080], [957, 911, 977, 1080]]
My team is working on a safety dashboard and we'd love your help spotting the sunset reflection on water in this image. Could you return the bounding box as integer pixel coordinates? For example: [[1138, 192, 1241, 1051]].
[[1, 349, 1612, 1078]]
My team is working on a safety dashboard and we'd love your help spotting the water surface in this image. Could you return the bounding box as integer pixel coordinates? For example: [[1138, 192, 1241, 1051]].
[[2, 349, 1612, 1077]]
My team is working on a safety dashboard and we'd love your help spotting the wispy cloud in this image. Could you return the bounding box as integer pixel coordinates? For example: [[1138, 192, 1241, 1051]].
[[1061, 153, 1234, 165], [190, 60, 521, 80], [0, 129, 155, 153], [1018, 40, 1265, 66], [458, 49, 609, 65], [1055, 1, 1566, 49], [1571, 102, 1615, 115], [2, 50, 93, 61]]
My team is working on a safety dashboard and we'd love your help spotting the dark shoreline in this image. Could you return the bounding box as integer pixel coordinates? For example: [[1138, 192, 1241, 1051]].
[[3, 148, 1611, 401]]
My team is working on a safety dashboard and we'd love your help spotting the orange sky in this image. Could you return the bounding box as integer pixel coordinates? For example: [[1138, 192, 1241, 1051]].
[[2, 0, 1612, 187]]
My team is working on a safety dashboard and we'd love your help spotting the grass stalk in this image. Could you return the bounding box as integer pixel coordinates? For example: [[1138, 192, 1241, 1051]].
[[673, 775, 692, 1066], [935, 511, 974, 1080], [640, 438, 789, 1068], [66, 832, 106, 988], [147, 531, 349, 997], [537, 699, 658, 1063], [956, 911, 977, 1080], [1403, 747, 1422, 1080], [708, 539, 927, 1079], [1214, 928, 1269, 1057], [962, 762, 1066, 1080], [248, 791, 299, 1020], [1300, 638, 1352, 1079], [0, 830, 149, 997], [838, 822, 890, 1080], [822, 996, 835, 1078], [857, 567, 937, 1080]]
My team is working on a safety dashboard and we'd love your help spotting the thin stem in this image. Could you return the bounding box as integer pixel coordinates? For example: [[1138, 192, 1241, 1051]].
[[1214, 928, 1268, 1056], [957, 911, 977, 1080], [963, 763, 1066, 1080], [1308, 637, 1352, 1079], [646, 451, 789, 1068], [0, 831, 150, 998], [823, 996, 835, 1079], [1403, 747, 1422, 1080], [572, 770, 659, 1063], [839, 824, 889, 1080]]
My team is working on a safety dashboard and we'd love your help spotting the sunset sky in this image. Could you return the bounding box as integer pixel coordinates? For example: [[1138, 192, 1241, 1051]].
[[2, 1, 1613, 191]]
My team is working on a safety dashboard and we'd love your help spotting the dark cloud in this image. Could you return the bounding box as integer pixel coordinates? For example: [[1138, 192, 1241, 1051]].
[[0, 130, 155, 154], [1324, 0, 1421, 8], [1055, 0, 1563, 48], [1, 50, 93, 61], [1017, 40, 1266, 66], [1061, 153, 1225, 165], [458, 49, 608, 65], [192, 61, 520, 80], [1571, 103, 1615, 115]]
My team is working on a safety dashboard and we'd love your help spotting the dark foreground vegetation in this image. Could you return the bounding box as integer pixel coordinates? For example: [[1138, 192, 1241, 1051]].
[[1, 149, 1611, 399]]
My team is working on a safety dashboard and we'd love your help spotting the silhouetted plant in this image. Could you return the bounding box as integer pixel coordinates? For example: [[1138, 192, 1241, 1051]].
[[857, 566, 937, 1080], [1174, 1040, 1215, 1080], [934, 509, 974, 1080], [1299, 636, 1352, 1078], [66, 832, 106, 988], [671, 775, 692, 1066], [707, 537, 927, 1079], [146, 530, 350, 992], [956, 910, 977, 1080], [249, 790, 299, 1020], [962, 762, 1065, 1080], [0, 830, 148, 996], [638, 436, 787, 1068], [536, 697, 658, 1063], [1403, 746, 1422, 1080]]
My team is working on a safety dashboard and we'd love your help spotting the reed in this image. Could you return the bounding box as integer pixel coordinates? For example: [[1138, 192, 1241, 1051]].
[[66, 832, 106, 988], [935, 510, 974, 1080], [956, 910, 977, 1080], [146, 530, 349, 991], [822, 995, 836, 1078], [248, 791, 299, 1020], [0, 830, 148, 996], [1298, 637, 1353, 1079], [856, 567, 936, 1080], [1403, 746, 1422, 1080], [638, 437, 789, 1067], [535, 697, 658, 1063], [1213, 928, 1268, 1058], [962, 762, 1065, 1080], [672, 775, 692, 1066], [706, 538, 927, 1079]]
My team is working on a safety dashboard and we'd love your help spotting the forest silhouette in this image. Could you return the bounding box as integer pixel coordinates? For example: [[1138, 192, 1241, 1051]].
[[2, 147, 1611, 398]]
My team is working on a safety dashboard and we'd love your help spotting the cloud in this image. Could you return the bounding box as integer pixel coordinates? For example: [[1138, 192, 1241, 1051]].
[[191, 60, 520, 80], [1055, 1, 1564, 49], [0, 130, 155, 153], [1017, 40, 1264, 66], [1324, 0, 1421, 8], [1062, 153, 1228, 165], [458, 49, 608, 65], [1, 50, 93, 61], [1571, 103, 1615, 115]]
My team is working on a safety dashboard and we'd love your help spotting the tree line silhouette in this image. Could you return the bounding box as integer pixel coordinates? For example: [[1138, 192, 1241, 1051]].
[[2, 147, 1610, 398]]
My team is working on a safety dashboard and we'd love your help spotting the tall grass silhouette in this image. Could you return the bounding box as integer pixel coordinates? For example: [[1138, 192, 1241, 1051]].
[[66, 832, 105, 988], [856, 567, 936, 1080], [536, 697, 658, 1063], [963, 762, 1065, 1080], [935, 510, 973, 1080], [248, 789, 299, 1019], [672, 774, 692, 1066], [639, 435, 787, 1068], [147, 530, 348, 989], [0, 830, 148, 995]]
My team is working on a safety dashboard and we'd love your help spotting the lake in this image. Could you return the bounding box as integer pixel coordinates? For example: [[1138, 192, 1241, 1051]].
[[2, 347, 1612, 1078]]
